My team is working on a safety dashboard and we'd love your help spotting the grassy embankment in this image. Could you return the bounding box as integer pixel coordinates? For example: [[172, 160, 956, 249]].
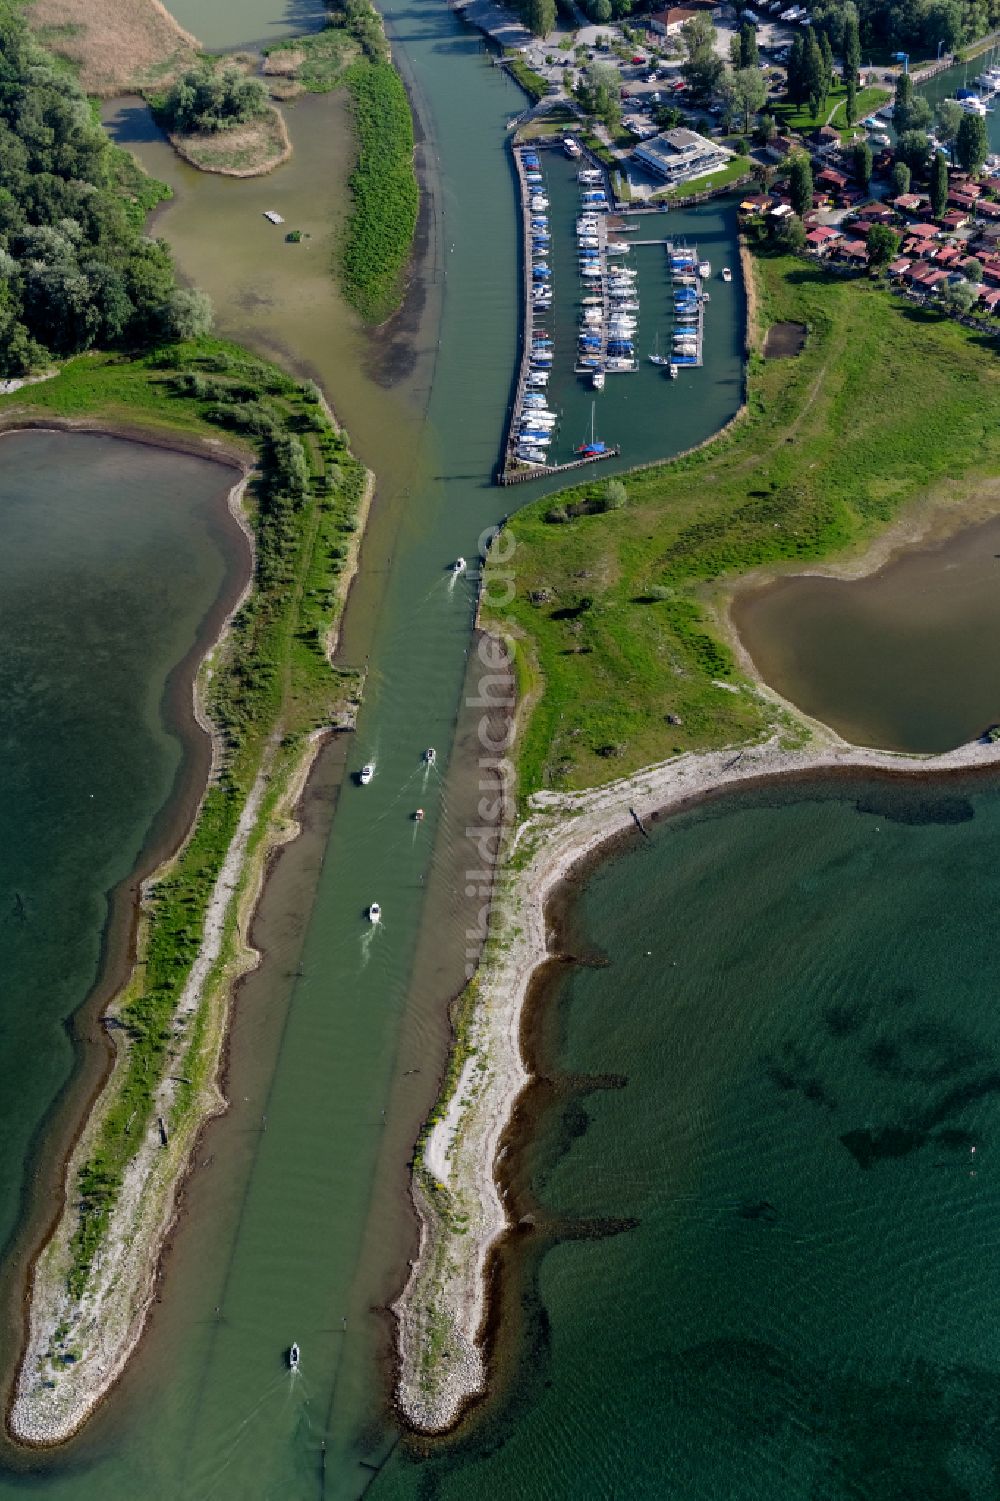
[[1, 344, 367, 1303], [262, 28, 360, 98], [484, 253, 1000, 796]]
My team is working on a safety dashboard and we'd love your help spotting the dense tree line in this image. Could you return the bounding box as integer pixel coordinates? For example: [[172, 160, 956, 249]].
[[0, 4, 210, 376], [809, 0, 998, 58]]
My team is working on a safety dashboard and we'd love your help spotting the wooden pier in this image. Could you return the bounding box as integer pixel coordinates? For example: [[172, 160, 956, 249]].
[[497, 444, 622, 485]]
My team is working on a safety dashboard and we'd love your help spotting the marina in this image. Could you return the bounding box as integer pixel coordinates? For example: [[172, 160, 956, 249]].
[[501, 143, 715, 480]]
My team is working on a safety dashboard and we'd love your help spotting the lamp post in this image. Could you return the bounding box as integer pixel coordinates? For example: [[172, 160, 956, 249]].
[[937, 39, 945, 60]]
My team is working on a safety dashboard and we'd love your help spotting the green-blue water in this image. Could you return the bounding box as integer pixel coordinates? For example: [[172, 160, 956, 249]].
[[373, 775, 1000, 1500], [0, 428, 243, 1298]]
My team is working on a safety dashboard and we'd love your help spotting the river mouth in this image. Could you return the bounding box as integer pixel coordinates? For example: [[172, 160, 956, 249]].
[[730, 510, 1000, 753]]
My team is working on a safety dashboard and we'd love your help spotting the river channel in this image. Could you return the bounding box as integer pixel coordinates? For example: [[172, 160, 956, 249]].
[[0, 0, 743, 1497]]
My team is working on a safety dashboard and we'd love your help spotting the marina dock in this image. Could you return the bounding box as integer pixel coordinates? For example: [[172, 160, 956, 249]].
[[499, 140, 621, 485]]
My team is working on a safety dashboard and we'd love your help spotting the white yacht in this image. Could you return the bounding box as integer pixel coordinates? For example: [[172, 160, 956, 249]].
[[424, 747, 436, 765], [289, 1343, 300, 1370], [450, 557, 466, 573], [592, 369, 605, 390], [721, 267, 732, 282], [698, 259, 711, 278], [368, 902, 381, 924], [359, 763, 374, 785]]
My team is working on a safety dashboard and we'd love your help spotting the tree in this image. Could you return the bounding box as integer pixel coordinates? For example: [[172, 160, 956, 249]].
[[680, 13, 723, 97], [866, 223, 899, 266], [804, 31, 827, 116], [720, 65, 767, 133], [935, 97, 963, 143], [786, 33, 806, 105], [898, 129, 931, 177], [930, 148, 949, 216], [964, 256, 983, 281], [939, 279, 978, 315], [819, 31, 834, 89], [843, 5, 861, 83], [739, 21, 758, 69], [892, 71, 913, 132], [845, 79, 857, 125], [159, 66, 268, 134], [926, 0, 964, 53], [160, 288, 214, 341], [525, 0, 556, 35], [956, 111, 988, 174], [575, 61, 621, 130], [891, 160, 911, 196], [852, 139, 873, 186], [789, 152, 813, 216], [776, 213, 807, 251]]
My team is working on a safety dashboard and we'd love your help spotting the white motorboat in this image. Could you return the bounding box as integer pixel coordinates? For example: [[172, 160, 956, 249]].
[[359, 763, 374, 785], [289, 1343, 300, 1370], [592, 369, 605, 390], [368, 902, 381, 924], [668, 363, 678, 379], [697, 259, 711, 277], [721, 266, 732, 282], [451, 557, 466, 573], [424, 747, 436, 765]]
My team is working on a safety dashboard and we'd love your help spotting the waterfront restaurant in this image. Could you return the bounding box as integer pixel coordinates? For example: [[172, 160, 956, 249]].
[[631, 127, 731, 185]]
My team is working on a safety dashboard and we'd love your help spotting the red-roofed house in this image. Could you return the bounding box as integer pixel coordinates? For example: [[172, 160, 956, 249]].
[[941, 209, 970, 230], [981, 258, 1000, 285], [854, 203, 896, 225], [922, 269, 951, 291], [887, 257, 911, 276], [979, 287, 1000, 312], [893, 194, 925, 212], [977, 199, 1000, 219], [805, 225, 841, 255], [837, 238, 869, 262], [904, 221, 938, 239], [816, 167, 848, 190]]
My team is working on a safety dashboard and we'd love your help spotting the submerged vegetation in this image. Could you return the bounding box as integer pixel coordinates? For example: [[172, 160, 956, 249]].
[[0, 2, 206, 376], [485, 254, 1000, 795], [2, 339, 367, 1300]]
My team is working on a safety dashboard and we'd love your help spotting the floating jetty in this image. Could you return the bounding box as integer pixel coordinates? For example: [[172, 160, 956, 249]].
[[498, 140, 621, 485], [665, 240, 705, 369]]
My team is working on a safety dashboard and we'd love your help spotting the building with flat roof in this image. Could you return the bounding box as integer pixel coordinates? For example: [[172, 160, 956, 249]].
[[631, 127, 731, 185]]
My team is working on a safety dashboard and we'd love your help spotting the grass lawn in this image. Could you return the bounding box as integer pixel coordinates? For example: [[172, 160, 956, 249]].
[[484, 254, 1000, 795], [828, 85, 891, 132], [654, 154, 753, 201]]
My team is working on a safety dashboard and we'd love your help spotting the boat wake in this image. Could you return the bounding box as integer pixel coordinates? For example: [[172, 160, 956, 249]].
[[191, 1371, 297, 1501]]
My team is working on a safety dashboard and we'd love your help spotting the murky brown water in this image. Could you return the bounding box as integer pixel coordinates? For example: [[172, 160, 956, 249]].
[[732, 513, 1000, 751]]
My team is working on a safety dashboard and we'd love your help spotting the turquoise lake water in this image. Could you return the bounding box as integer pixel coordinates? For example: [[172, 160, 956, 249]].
[[372, 775, 1000, 1500]]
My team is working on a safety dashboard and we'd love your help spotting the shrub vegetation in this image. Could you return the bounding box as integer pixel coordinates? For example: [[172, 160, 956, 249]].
[[341, 59, 418, 323]]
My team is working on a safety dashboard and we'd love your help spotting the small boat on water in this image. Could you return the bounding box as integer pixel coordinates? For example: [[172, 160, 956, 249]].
[[649, 333, 670, 368], [288, 1343, 300, 1370], [413, 808, 425, 821], [451, 557, 466, 573], [721, 267, 732, 282], [359, 763, 374, 785], [592, 369, 605, 390], [698, 260, 711, 278], [424, 747, 436, 765], [668, 363, 678, 379], [576, 401, 607, 458], [563, 136, 582, 158], [368, 902, 381, 924]]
